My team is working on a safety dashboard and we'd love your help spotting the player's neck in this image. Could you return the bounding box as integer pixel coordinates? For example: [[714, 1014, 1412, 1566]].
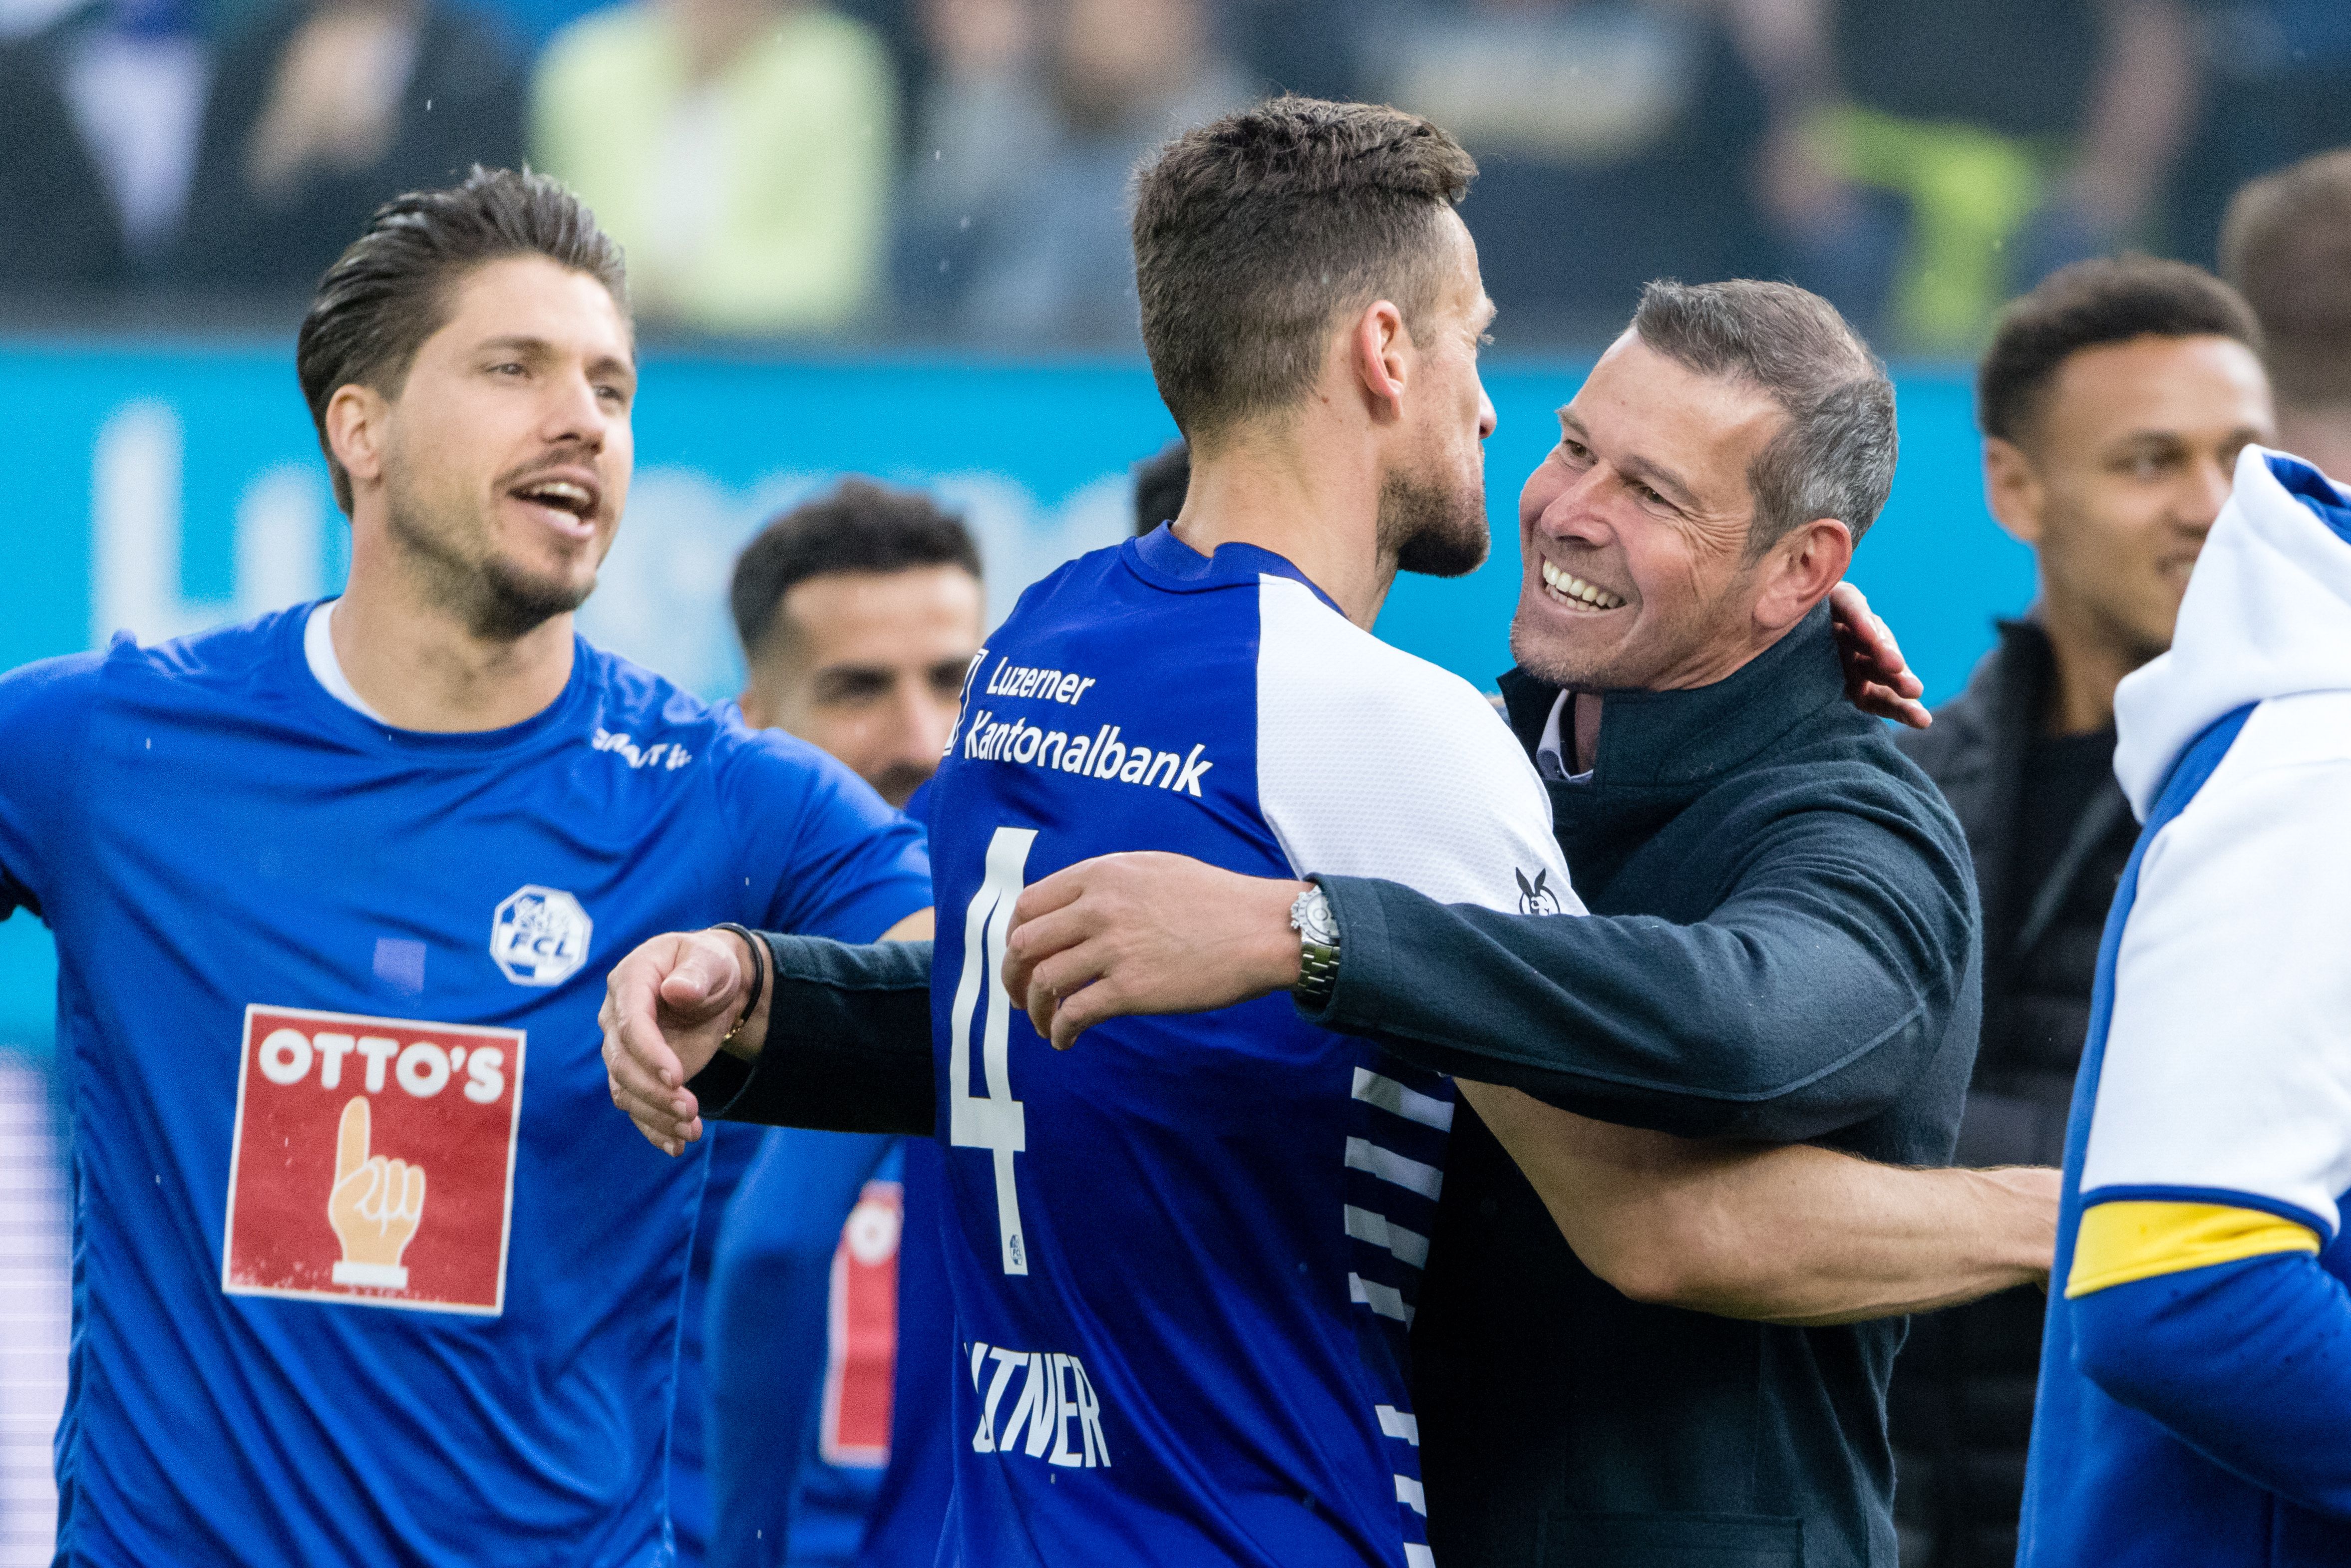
[[330, 551, 578, 734], [1171, 434, 1393, 629]]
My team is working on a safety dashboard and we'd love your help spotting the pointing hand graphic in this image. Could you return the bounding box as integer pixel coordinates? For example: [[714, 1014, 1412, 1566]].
[[328, 1096, 425, 1289]]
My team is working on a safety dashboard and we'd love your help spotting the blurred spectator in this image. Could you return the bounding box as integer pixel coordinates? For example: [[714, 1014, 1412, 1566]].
[[2166, 2, 2351, 267], [1891, 256, 2271, 1568], [1367, 0, 1775, 343], [534, 0, 897, 335], [888, 0, 1053, 327], [2220, 148, 2351, 481], [1131, 438, 1188, 535], [175, 0, 524, 294], [0, 0, 209, 291], [1742, 0, 2197, 353], [936, 0, 1245, 343]]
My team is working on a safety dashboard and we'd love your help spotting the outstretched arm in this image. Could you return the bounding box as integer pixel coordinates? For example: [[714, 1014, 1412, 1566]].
[[1462, 1083, 2055, 1324], [602, 917, 934, 1153]]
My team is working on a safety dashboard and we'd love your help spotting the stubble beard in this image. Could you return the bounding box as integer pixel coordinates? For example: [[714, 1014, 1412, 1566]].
[[385, 472, 596, 643], [1379, 468, 1489, 580]]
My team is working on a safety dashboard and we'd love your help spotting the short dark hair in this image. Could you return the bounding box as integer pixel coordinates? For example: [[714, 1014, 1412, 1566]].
[[1978, 255, 2261, 443], [1132, 95, 1477, 443], [1631, 279, 1899, 553], [1131, 439, 1190, 536], [729, 478, 983, 661], [297, 166, 628, 513], [2220, 151, 2351, 407]]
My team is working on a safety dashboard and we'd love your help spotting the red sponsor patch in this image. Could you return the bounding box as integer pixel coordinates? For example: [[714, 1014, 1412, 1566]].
[[222, 1004, 525, 1316], [819, 1179, 901, 1467]]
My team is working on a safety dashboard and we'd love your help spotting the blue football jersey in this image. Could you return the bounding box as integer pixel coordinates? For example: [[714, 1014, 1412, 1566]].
[[0, 604, 931, 1567], [924, 528, 1577, 1567]]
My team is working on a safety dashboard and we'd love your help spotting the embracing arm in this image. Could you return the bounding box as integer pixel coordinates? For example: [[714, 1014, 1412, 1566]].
[[1309, 798, 1975, 1141], [1463, 1083, 2055, 1324], [601, 918, 934, 1153]]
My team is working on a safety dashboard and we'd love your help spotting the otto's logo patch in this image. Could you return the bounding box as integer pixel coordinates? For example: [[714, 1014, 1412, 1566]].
[[491, 885, 591, 987], [222, 1005, 525, 1316], [1515, 868, 1562, 916]]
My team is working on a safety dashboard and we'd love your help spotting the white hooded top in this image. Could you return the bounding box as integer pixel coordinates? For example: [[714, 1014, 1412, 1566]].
[[2113, 445, 2351, 819]]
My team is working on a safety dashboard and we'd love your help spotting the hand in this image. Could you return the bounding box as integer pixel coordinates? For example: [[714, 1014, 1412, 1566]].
[[600, 928, 763, 1156], [1828, 582, 1930, 730], [1002, 853, 1306, 1049], [328, 1096, 424, 1288]]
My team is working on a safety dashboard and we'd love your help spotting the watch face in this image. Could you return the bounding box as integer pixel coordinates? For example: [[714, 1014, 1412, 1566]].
[[1294, 890, 1339, 947]]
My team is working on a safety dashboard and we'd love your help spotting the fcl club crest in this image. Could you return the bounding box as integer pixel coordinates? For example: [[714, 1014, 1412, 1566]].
[[490, 885, 592, 987]]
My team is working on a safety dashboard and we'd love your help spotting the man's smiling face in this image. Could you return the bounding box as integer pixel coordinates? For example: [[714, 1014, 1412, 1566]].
[[1510, 329, 1791, 692]]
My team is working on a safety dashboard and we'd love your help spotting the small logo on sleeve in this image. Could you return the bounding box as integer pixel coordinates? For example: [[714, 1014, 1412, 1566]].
[[491, 886, 591, 986], [222, 1005, 525, 1315], [1515, 868, 1562, 915]]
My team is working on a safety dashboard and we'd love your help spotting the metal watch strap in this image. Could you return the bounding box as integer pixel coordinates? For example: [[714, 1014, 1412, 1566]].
[[1290, 885, 1341, 1009]]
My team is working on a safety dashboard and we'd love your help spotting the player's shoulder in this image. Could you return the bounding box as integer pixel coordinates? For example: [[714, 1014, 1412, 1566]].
[[1252, 572, 1527, 767], [0, 646, 109, 739]]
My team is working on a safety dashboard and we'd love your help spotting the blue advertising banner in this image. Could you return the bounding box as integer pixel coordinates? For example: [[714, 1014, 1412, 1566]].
[[0, 343, 2034, 1045]]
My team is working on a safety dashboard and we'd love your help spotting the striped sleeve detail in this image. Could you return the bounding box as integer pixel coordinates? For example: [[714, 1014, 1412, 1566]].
[[1351, 1067, 1454, 1130], [2065, 1199, 2322, 1298]]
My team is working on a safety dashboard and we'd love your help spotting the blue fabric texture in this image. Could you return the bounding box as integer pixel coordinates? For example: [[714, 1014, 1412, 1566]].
[[922, 530, 1443, 1568], [0, 607, 930, 1567]]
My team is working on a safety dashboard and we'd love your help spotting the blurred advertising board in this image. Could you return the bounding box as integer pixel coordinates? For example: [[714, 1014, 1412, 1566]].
[[0, 342, 2034, 1047]]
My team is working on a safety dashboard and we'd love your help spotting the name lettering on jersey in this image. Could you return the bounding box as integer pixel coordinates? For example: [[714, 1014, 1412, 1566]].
[[591, 727, 694, 771], [982, 658, 1097, 706], [491, 885, 592, 987], [967, 1341, 1111, 1469], [961, 712, 1212, 798], [222, 1004, 525, 1316]]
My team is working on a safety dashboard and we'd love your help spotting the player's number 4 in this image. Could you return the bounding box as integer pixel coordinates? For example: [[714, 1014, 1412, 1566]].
[[950, 827, 1036, 1275]]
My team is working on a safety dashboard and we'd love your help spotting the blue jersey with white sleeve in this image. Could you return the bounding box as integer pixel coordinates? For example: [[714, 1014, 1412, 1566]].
[[926, 527, 1578, 1567], [0, 603, 930, 1568]]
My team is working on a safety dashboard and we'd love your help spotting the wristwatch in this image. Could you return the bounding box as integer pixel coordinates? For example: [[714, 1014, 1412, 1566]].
[[1290, 884, 1342, 1009]]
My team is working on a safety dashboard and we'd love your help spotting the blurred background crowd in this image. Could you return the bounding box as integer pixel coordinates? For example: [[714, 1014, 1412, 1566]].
[[4, 0, 2349, 353]]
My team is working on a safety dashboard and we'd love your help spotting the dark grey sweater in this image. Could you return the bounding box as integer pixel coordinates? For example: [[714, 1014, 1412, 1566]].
[[1303, 607, 1981, 1568]]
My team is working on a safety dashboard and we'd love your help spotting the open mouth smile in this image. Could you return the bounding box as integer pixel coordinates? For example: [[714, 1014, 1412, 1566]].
[[507, 473, 601, 537], [1540, 559, 1627, 611]]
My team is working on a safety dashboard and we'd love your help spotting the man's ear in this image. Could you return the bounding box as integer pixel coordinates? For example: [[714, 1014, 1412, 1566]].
[[324, 383, 390, 496], [736, 684, 771, 729], [1348, 299, 1409, 425], [1752, 517, 1855, 635], [1983, 435, 2045, 547]]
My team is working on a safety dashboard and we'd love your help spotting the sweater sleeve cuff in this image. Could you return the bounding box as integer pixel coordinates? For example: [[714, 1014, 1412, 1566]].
[[1294, 875, 1398, 1036], [690, 933, 938, 1137]]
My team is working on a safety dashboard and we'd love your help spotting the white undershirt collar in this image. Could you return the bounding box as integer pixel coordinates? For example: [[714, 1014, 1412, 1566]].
[[1536, 691, 1594, 784], [304, 600, 390, 723]]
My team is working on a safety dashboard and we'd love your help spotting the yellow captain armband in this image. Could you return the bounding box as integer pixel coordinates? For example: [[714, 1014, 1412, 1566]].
[[2065, 1201, 2323, 1299]]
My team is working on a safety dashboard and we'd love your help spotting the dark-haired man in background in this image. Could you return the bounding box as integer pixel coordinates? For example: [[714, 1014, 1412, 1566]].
[[0, 169, 934, 1566], [699, 480, 980, 1568], [732, 479, 987, 810], [1887, 256, 2272, 1567]]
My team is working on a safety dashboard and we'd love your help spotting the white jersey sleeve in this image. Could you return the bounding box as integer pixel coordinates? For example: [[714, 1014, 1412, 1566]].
[[2078, 690, 2351, 1236], [1253, 573, 1580, 918]]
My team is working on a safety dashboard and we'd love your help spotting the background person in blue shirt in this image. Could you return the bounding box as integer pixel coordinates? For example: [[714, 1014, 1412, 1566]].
[[0, 167, 932, 1567], [694, 480, 982, 1568]]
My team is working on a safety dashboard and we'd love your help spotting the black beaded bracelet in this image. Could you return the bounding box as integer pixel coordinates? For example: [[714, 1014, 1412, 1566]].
[[709, 922, 769, 1049]]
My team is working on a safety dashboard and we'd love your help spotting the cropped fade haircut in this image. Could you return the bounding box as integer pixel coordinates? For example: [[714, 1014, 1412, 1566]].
[[296, 166, 628, 513], [729, 479, 982, 662], [2220, 151, 2351, 407], [1978, 255, 2260, 445], [1631, 279, 1898, 555], [1132, 96, 1477, 444]]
